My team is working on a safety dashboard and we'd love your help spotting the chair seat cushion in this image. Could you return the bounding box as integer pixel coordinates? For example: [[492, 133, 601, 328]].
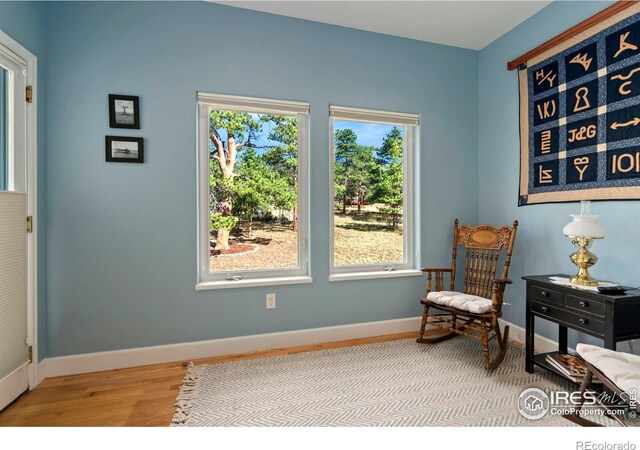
[[576, 343, 640, 411], [426, 291, 493, 314]]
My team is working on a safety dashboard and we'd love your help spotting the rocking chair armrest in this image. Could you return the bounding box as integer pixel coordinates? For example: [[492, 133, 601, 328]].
[[490, 278, 512, 317], [422, 268, 453, 294], [492, 277, 512, 288]]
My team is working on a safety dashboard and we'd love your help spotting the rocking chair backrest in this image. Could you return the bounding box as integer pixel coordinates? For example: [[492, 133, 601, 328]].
[[449, 219, 518, 299]]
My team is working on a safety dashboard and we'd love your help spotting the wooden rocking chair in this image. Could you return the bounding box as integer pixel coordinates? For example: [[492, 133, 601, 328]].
[[417, 219, 518, 370]]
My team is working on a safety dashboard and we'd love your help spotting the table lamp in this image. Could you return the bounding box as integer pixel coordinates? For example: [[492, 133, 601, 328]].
[[562, 201, 605, 286]]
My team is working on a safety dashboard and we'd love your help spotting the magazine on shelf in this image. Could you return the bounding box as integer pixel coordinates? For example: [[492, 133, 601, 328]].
[[545, 353, 602, 384]]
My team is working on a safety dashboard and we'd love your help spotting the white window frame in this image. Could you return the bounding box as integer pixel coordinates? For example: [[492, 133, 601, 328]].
[[0, 30, 38, 388], [196, 93, 311, 290], [329, 106, 421, 281], [0, 45, 27, 193]]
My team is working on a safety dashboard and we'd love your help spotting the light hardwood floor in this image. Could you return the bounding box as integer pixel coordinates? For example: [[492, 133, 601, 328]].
[[0, 331, 420, 426]]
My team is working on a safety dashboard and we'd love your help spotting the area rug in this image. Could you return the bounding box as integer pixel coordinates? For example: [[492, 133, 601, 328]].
[[171, 337, 619, 426]]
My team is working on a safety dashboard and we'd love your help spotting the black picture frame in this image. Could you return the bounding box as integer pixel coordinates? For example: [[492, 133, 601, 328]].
[[105, 136, 144, 163], [108, 94, 140, 129]]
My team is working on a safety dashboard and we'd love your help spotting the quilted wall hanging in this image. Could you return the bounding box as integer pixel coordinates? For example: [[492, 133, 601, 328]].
[[514, 2, 640, 206]]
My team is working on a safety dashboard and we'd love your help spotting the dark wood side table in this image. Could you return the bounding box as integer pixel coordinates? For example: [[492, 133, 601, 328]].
[[523, 274, 640, 380]]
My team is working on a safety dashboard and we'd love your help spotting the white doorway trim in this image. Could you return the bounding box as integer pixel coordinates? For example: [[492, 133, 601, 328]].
[[0, 28, 38, 390]]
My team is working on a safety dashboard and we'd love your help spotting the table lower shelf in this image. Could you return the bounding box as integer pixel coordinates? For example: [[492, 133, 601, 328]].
[[531, 351, 603, 391]]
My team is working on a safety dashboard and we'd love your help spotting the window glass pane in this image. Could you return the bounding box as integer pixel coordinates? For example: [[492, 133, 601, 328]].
[[0, 67, 7, 191], [333, 120, 405, 267], [208, 110, 299, 273]]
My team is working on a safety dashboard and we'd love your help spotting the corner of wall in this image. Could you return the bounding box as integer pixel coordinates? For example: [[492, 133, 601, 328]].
[[37, 0, 47, 361]]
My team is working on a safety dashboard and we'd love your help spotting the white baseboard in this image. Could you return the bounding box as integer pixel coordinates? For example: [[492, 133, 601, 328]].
[[35, 316, 562, 383], [37, 316, 422, 381]]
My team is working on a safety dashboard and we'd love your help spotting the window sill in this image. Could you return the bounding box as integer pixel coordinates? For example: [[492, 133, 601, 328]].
[[329, 269, 422, 282], [196, 276, 313, 291]]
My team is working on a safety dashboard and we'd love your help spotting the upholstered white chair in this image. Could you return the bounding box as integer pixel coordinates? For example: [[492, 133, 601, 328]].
[[564, 343, 640, 426]]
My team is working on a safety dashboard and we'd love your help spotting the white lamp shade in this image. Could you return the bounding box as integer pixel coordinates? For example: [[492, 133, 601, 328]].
[[563, 214, 606, 238]]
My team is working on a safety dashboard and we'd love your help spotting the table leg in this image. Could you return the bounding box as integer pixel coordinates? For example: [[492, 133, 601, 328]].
[[526, 302, 534, 373], [603, 331, 617, 399], [559, 325, 568, 354], [604, 329, 616, 351]]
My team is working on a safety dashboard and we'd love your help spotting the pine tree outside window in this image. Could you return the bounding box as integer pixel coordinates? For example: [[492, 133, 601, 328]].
[[196, 93, 310, 289], [329, 106, 420, 280]]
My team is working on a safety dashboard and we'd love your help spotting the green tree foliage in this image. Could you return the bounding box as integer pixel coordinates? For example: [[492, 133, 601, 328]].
[[208, 110, 262, 249], [209, 111, 301, 248], [261, 115, 299, 230], [334, 129, 378, 213], [333, 126, 404, 228], [374, 127, 404, 229], [333, 129, 356, 214], [262, 115, 298, 175], [210, 213, 238, 232], [351, 145, 377, 213], [233, 149, 294, 238]]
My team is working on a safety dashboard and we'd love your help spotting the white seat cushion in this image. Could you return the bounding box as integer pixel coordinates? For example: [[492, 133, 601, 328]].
[[577, 343, 640, 411], [426, 291, 493, 314]]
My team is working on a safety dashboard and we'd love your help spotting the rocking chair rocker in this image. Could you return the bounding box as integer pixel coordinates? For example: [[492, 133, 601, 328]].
[[417, 219, 518, 370]]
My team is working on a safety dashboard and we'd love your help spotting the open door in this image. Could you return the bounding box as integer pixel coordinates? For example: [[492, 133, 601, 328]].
[[0, 42, 30, 411]]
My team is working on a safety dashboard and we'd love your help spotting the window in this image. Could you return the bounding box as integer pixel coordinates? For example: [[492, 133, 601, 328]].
[[329, 106, 419, 280], [0, 45, 27, 193], [197, 93, 310, 289]]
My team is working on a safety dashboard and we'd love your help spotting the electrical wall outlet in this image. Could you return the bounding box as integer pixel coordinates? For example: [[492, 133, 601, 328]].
[[266, 293, 276, 309]]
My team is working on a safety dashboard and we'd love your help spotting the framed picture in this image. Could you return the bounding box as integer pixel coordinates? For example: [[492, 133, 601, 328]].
[[109, 94, 140, 129], [105, 136, 144, 163]]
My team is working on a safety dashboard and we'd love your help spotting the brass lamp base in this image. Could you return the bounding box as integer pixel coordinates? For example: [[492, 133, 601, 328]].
[[569, 237, 599, 286], [569, 270, 598, 286]]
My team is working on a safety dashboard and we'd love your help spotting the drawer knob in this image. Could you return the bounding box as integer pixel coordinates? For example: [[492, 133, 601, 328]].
[[579, 318, 587, 324], [541, 291, 549, 297], [579, 301, 586, 307], [541, 306, 548, 312]]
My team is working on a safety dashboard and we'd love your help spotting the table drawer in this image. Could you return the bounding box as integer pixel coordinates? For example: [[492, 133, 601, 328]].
[[531, 301, 605, 336], [563, 311, 605, 335], [565, 294, 605, 317], [530, 285, 562, 304], [531, 301, 561, 319]]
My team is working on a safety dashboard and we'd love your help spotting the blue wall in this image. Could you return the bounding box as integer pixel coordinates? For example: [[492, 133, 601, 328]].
[[4, 0, 635, 359], [0, 1, 47, 359], [479, 1, 640, 352], [42, 2, 479, 357]]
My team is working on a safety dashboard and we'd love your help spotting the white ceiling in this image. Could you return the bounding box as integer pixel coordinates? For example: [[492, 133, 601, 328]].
[[213, 1, 550, 50]]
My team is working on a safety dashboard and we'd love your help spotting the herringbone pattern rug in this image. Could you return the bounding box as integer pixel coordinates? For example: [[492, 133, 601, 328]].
[[171, 337, 610, 426]]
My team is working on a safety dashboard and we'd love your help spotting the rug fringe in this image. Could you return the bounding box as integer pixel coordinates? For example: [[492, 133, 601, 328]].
[[171, 362, 203, 426]]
